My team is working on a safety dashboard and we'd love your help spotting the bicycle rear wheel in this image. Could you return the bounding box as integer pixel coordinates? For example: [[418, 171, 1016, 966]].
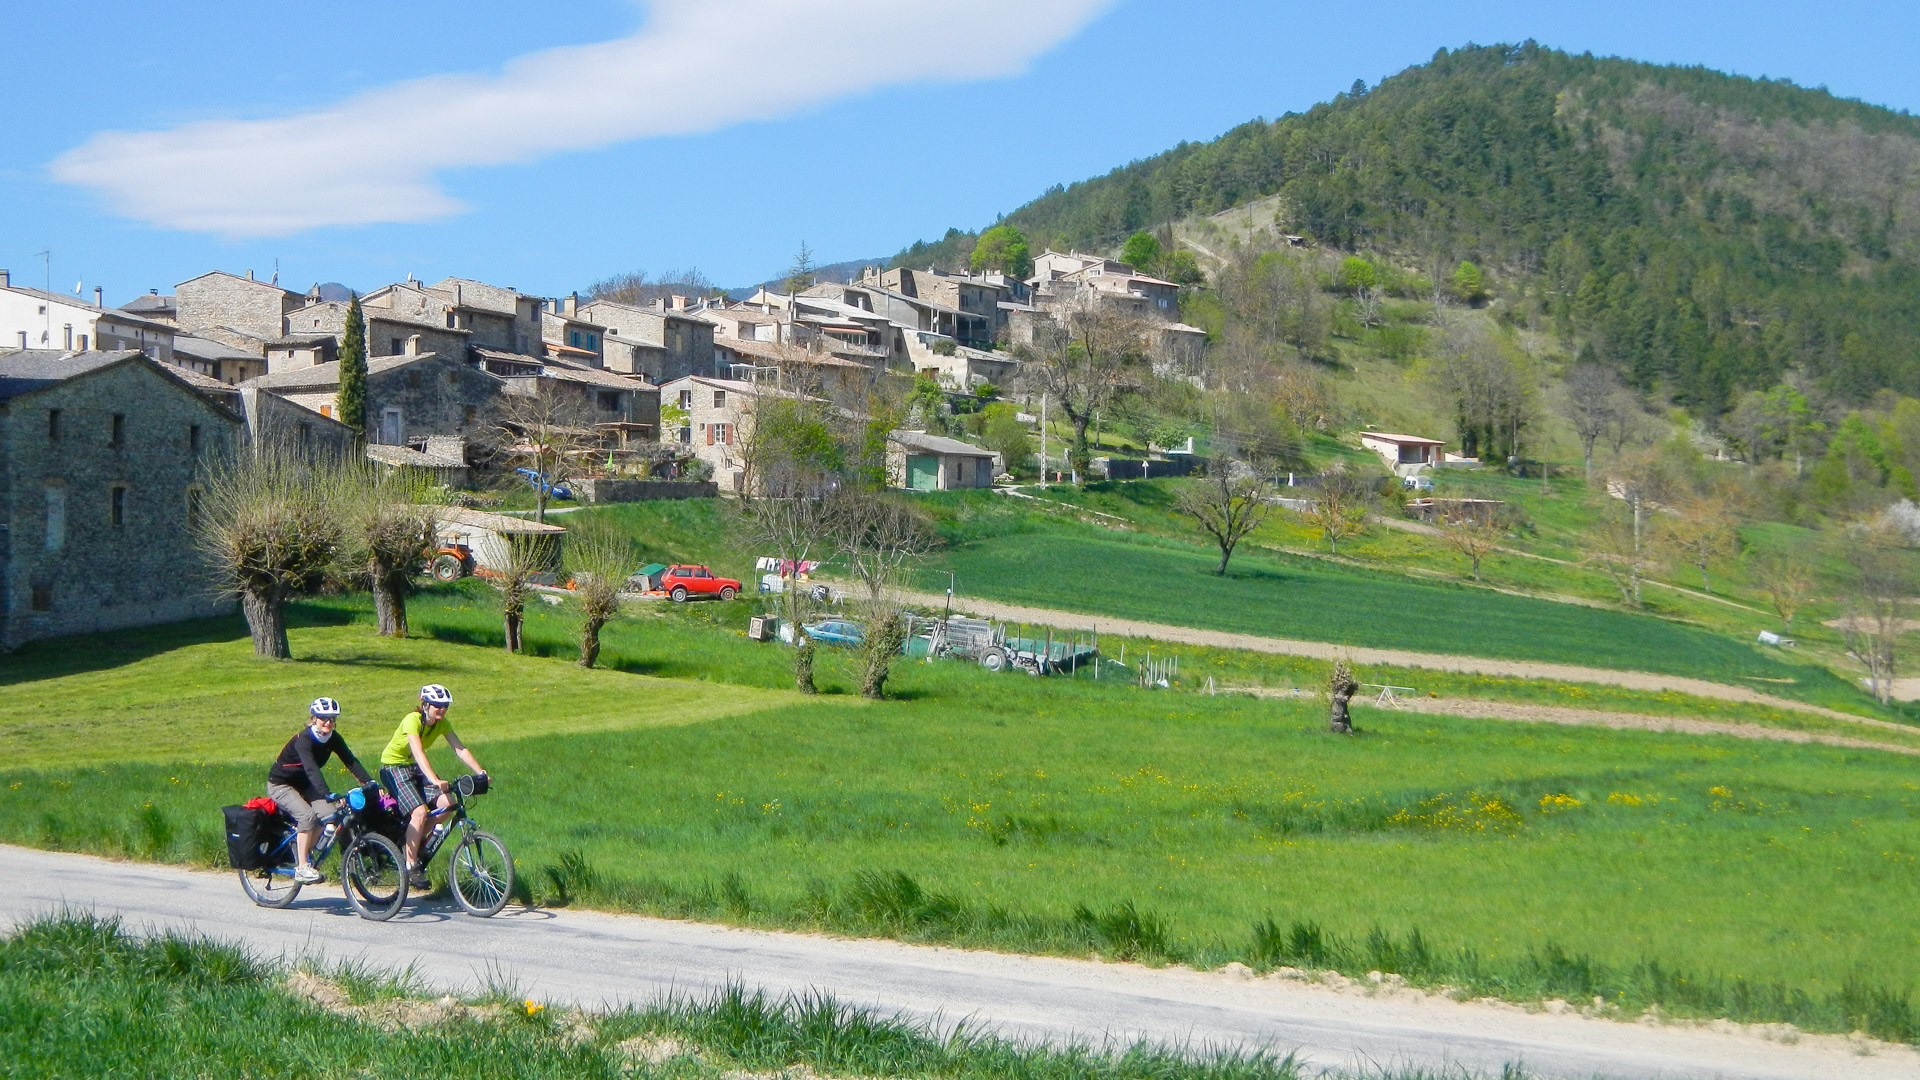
[[450, 831, 513, 917], [238, 864, 301, 908], [342, 832, 408, 921]]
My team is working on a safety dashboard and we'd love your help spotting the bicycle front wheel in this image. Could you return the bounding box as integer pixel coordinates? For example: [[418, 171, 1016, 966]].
[[238, 864, 301, 908], [342, 832, 408, 921], [450, 831, 513, 917]]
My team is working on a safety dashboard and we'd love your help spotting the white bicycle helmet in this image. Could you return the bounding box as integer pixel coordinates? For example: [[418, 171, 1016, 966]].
[[309, 697, 341, 718], [419, 683, 453, 707]]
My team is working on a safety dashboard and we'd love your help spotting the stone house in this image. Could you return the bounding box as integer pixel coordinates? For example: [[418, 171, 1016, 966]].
[[264, 333, 338, 373], [887, 430, 998, 491], [1029, 251, 1181, 320], [284, 297, 471, 360], [0, 272, 177, 360], [174, 270, 303, 352], [240, 345, 505, 446], [427, 278, 544, 355], [0, 350, 244, 651], [659, 374, 836, 495], [575, 298, 716, 383], [494, 357, 661, 449], [172, 332, 265, 384], [864, 268, 1004, 335]]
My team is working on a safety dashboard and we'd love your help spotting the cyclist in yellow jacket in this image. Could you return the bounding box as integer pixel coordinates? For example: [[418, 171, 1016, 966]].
[[378, 683, 486, 890]]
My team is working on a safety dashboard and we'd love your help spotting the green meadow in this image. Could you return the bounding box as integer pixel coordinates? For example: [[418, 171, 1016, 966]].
[[2, 592, 1918, 1040]]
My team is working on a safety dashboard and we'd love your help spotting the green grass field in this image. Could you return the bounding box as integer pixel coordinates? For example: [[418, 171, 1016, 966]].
[[3, 598, 1918, 1040], [2, 915, 1308, 1080]]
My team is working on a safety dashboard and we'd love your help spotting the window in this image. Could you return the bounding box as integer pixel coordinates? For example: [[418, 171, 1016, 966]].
[[677, 426, 691, 445], [77, 334, 89, 350], [712, 391, 726, 408], [320, 405, 332, 418], [110, 413, 125, 447], [678, 389, 692, 409], [390, 337, 404, 354], [109, 485, 126, 527], [46, 409, 60, 442], [299, 421, 313, 447], [189, 424, 202, 452], [598, 391, 622, 412], [380, 408, 403, 445], [708, 422, 732, 446], [587, 333, 599, 349], [569, 330, 581, 347], [30, 585, 52, 613], [446, 312, 456, 328], [43, 485, 65, 553]]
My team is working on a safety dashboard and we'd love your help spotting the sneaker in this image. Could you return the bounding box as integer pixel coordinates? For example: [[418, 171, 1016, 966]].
[[293, 865, 323, 884], [407, 869, 431, 891]]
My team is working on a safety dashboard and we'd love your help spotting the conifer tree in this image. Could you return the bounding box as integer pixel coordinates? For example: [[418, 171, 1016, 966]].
[[337, 294, 368, 440]]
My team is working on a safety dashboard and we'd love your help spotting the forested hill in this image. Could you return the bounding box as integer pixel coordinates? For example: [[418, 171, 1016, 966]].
[[896, 43, 1920, 410]]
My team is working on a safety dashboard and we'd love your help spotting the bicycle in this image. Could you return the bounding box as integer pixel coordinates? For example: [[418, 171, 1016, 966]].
[[236, 782, 410, 921], [412, 773, 514, 918]]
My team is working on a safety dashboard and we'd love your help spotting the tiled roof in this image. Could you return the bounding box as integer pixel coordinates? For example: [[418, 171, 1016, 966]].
[[890, 430, 995, 457], [367, 444, 465, 470], [172, 333, 259, 361], [241, 352, 443, 390]]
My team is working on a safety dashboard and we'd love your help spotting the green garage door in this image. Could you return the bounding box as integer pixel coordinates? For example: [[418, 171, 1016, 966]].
[[906, 454, 940, 491]]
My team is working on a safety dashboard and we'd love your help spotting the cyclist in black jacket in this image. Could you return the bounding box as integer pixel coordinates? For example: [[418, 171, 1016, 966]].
[[267, 697, 373, 883]]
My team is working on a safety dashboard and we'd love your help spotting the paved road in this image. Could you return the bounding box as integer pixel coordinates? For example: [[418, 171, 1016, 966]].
[[5, 845, 1907, 1080]]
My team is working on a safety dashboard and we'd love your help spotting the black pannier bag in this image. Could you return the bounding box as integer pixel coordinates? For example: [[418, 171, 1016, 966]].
[[357, 795, 410, 848], [222, 805, 287, 870]]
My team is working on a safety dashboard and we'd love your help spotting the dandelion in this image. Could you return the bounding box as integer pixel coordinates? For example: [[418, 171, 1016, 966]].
[[1538, 793, 1582, 812], [524, 999, 544, 1016], [1607, 792, 1644, 807], [1708, 786, 1733, 798]]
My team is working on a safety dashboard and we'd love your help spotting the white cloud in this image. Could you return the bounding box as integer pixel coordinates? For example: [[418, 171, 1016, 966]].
[[51, 0, 1114, 237]]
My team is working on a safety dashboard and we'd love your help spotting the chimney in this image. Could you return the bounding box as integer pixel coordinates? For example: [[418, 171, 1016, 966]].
[[670, 294, 689, 310], [564, 292, 578, 316], [246, 269, 254, 281], [0, 269, 9, 287], [94, 286, 104, 308], [404, 334, 422, 356]]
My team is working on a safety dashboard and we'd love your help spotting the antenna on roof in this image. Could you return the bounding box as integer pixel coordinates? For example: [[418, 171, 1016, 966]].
[[271, 259, 279, 286]]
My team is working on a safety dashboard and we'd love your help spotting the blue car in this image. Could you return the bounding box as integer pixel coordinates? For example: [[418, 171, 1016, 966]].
[[801, 619, 864, 647], [515, 468, 573, 500]]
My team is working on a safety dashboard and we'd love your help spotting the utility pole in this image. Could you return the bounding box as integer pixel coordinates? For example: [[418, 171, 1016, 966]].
[[1040, 392, 1049, 484]]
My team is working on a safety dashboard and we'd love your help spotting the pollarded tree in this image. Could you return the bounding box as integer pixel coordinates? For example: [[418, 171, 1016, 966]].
[[488, 535, 554, 655], [341, 461, 440, 638], [337, 295, 368, 440], [739, 385, 846, 694], [193, 445, 346, 659], [970, 225, 1033, 279], [563, 521, 632, 669], [831, 490, 933, 700]]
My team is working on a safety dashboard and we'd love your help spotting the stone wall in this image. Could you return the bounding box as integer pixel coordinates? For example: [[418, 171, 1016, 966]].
[[572, 479, 718, 503], [0, 359, 243, 650], [366, 355, 504, 443], [176, 272, 296, 342]]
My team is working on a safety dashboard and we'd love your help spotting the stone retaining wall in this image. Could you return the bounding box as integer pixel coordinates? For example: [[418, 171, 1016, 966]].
[[573, 479, 718, 503]]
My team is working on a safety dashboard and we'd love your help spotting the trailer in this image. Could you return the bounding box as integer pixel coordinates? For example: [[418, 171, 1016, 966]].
[[912, 614, 1098, 676]]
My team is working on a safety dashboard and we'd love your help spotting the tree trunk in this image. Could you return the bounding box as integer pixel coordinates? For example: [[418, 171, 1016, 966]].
[[860, 612, 908, 700], [503, 604, 524, 653], [242, 587, 291, 659], [795, 636, 817, 694], [1329, 672, 1357, 733], [578, 615, 605, 669], [1069, 414, 1092, 485], [1470, 553, 1482, 582], [1582, 443, 1595, 486], [370, 560, 408, 638], [1216, 542, 1232, 575]]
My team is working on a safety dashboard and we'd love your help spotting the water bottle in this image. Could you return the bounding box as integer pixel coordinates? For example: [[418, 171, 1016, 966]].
[[426, 821, 449, 858], [319, 821, 338, 853]]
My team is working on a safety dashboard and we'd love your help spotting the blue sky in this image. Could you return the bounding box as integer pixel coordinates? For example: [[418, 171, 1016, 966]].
[[4, 0, 1916, 303]]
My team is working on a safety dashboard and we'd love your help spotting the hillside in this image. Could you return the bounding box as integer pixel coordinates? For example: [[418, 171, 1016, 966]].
[[894, 42, 1920, 410]]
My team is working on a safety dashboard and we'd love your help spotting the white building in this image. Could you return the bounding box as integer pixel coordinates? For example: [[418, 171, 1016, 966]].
[[0, 271, 176, 362]]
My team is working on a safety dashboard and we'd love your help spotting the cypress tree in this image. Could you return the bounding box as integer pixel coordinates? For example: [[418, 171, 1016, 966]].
[[337, 294, 368, 440]]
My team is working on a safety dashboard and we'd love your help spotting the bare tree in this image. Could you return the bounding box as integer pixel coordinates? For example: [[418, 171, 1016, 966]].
[[585, 267, 715, 306], [493, 386, 599, 524], [1748, 546, 1816, 629], [192, 446, 346, 659], [1177, 459, 1274, 575], [1660, 494, 1739, 593], [1302, 465, 1371, 556], [1561, 363, 1622, 484], [488, 535, 554, 654], [1604, 394, 1653, 457], [1017, 294, 1150, 484], [832, 491, 933, 699], [564, 522, 632, 669], [1836, 525, 1910, 705], [341, 462, 439, 637], [739, 391, 845, 693], [1585, 453, 1670, 607], [1437, 504, 1508, 582]]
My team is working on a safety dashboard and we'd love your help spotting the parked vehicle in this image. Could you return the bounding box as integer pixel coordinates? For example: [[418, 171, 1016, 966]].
[[801, 619, 864, 647], [429, 541, 478, 582], [514, 467, 573, 501], [663, 565, 740, 603]]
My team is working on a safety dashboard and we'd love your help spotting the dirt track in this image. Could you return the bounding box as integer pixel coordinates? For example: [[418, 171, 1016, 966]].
[[896, 589, 1900, 731], [1216, 688, 1920, 756]]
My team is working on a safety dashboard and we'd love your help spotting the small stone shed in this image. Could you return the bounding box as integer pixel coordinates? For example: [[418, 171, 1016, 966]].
[[887, 430, 998, 491], [434, 507, 566, 573]]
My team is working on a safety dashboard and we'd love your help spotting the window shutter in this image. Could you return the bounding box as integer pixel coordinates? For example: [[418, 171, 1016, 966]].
[[705, 424, 713, 446], [724, 425, 733, 446]]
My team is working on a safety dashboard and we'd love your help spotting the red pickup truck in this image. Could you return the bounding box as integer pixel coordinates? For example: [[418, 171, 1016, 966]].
[[659, 565, 741, 603]]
